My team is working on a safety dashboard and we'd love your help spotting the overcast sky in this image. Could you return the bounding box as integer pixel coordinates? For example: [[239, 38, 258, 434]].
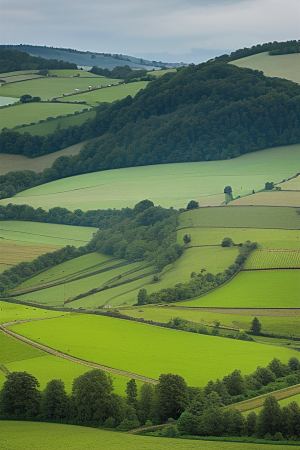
[[1, 0, 299, 63]]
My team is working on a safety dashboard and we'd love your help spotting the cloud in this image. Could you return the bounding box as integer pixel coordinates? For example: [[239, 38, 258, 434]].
[[1, 0, 299, 59]]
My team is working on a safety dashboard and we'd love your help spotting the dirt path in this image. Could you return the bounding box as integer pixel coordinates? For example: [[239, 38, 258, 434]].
[[0, 318, 158, 384]]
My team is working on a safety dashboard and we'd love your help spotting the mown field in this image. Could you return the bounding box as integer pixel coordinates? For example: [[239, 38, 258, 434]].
[[0, 421, 291, 450], [0, 240, 60, 268], [231, 52, 300, 84], [181, 270, 300, 308], [1, 144, 299, 211], [9, 314, 298, 388], [229, 191, 300, 207], [278, 176, 300, 191], [244, 250, 300, 269]]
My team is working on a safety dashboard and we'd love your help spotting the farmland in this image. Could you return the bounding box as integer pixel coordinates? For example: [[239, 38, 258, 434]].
[[244, 250, 300, 269], [0, 421, 291, 450], [1, 143, 299, 211], [181, 270, 300, 308], [0, 240, 60, 268], [229, 191, 300, 207], [8, 314, 298, 388]]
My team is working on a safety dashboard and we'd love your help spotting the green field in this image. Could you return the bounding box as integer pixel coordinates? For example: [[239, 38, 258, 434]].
[[231, 52, 300, 84], [0, 96, 18, 106], [181, 270, 300, 308], [65, 81, 149, 106], [244, 250, 300, 269], [9, 314, 298, 388], [120, 307, 300, 338], [0, 421, 291, 450], [243, 394, 300, 417], [179, 206, 300, 230], [0, 221, 97, 246], [0, 102, 89, 129], [1, 144, 299, 211], [0, 76, 121, 101], [0, 300, 65, 323], [0, 239, 60, 266], [48, 70, 102, 77], [177, 227, 300, 250]]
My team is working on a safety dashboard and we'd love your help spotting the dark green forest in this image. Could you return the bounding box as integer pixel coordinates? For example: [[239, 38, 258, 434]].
[[0, 48, 77, 73]]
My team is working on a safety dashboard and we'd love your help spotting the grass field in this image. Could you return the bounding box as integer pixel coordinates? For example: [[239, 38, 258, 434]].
[[179, 206, 300, 230], [17, 109, 96, 136], [0, 300, 65, 323], [0, 221, 97, 246], [1, 144, 299, 211], [181, 270, 300, 308], [0, 76, 121, 101], [177, 227, 300, 250], [0, 240, 60, 266], [65, 81, 149, 106], [0, 421, 292, 450], [231, 52, 300, 84], [9, 314, 299, 388], [48, 70, 102, 77], [120, 306, 300, 338], [229, 191, 300, 207], [244, 250, 300, 269], [242, 393, 300, 416], [0, 141, 90, 175], [0, 96, 18, 106], [278, 176, 300, 191]]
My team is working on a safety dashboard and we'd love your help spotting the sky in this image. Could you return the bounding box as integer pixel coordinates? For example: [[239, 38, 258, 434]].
[[1, 0, 299, 63]]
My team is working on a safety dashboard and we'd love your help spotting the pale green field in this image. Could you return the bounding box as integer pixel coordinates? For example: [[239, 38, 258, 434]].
[[244, 250, 300, 269], [0, 300, 65, 323], [279, 176, 300, 191], [0, 264, 12, 273], [182, 270, 300, 308], [179, 206, 300, 230], [17, 109, 96, 136], [0, 102, 89, 129], [0, 421, 291, 450], [10, 314, 298, 388], [231, 52, 300, 84], [48, 70, 102, 77], [0, 76, 121, 100], [120, 307, 300, 338], [2, 144, 299, 211], [0, 221, 97, 246], [177, 228, 300, 250], [66, 81, 149, 106], [148, 68, 177, 77], [0, 96, 18, 106], [0, 240, 60, 265]]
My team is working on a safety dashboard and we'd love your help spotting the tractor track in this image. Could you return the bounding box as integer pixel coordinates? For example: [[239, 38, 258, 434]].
[[0, 318, 158, 384]]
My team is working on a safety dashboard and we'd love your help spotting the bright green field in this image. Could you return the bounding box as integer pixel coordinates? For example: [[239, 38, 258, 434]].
[[148, 68, 177, 77], [48, 70, 102, 77], [0, 300, 65, 323], [0, 422, 290, 450], [66, 81, 149, 106], [120, 307, 300, 338], [0, 221, 97, 246], [179, 206, 300, 230], [231, 52, 300, 84], [0, 102, 89, 129], [2, 144, 299, 211], [181, 270, 300, 308], [177, 228, 300, 249], [0, 76, 121, 100], [10, 314, 298, 388], [245, 394, 300, 417], [17, 109, 96, 136], [244, 250, 300, 269]]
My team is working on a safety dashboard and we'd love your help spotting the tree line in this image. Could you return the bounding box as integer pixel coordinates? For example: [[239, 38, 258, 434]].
[[89, 65, 154, 82], [1, 356, 299, 440], [1, 59, 300, 199], [0, 48, 77, 73]]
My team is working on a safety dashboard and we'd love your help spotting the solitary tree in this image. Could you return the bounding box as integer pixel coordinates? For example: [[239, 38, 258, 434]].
[[224, 186, 233, 203], [250, 317, 262, 335], [183, 234, 191, 244], [187, 200, 199, 210], [137, 288, 148, 305], [221, 237, 234, 247], [265, 182, 274, 190]]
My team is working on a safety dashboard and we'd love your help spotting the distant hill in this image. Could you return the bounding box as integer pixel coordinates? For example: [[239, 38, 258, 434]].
[[1, 45, 182, 70]]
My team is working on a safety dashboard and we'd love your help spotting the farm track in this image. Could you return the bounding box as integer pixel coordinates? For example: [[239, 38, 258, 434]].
[[0, 319, 158, 384]]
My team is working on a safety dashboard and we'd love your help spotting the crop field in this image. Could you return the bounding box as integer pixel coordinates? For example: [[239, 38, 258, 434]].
[[181, 269, 300, 308], [0, 422, 290, 450], [229, 191, 300, 207], [231, 52, 300, 84], [278, 176, 300, 191], [48, 69, 102, 77], [0, 141, 90, 175], [120, 307, 300, 338], [0, 240, 60, 266], [9, 314, 299, 388], [65, 81, 149, 106], [17, 109, 96, 136], [0, 221, 97, 246], [177, 227, 300, 250], [244, 250, 300, 269], [0, 76, 121, 101], [0, 102, 90, 129], [180, 206, 300, 230], [1, 144, 299, 211]]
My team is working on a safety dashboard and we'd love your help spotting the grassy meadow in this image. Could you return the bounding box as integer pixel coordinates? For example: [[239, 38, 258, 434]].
[[244, 250, 300, 269], [0, 421, 292, 450], [1, 143, 299, 211], [9, 314, 299, 388], [229, 191, 300, 207], [231, 52, 300, 84]]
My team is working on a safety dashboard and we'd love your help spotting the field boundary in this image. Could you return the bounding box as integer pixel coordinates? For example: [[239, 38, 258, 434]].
[[0, 320, 158, 384]]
